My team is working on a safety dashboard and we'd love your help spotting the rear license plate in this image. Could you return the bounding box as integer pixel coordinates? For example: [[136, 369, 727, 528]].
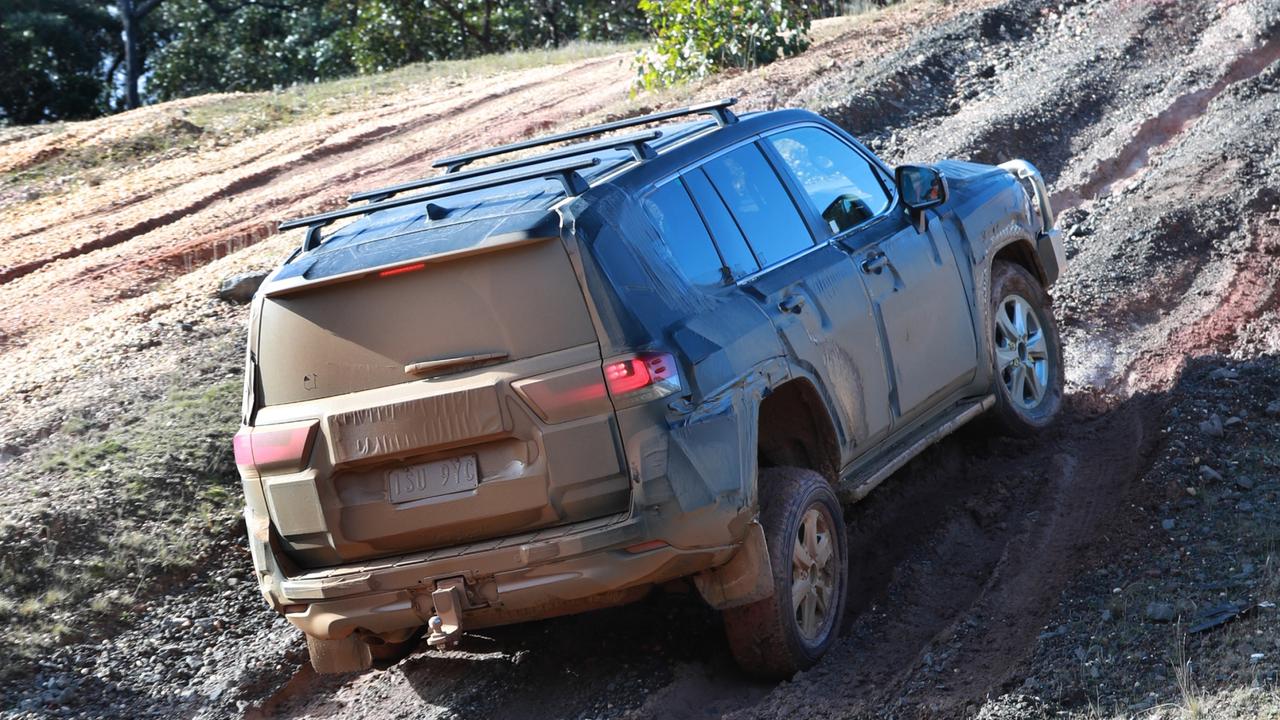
[[388, 455, 478, 503]]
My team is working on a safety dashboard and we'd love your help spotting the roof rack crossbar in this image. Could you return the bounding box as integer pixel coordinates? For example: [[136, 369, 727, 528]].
[[433, 97, 738, 174], [348, 130, 662, 204], [279, 157, 599, 238]]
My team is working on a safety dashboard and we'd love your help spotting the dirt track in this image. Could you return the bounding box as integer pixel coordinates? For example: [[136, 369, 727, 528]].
[[2, 0, 1279, 717]]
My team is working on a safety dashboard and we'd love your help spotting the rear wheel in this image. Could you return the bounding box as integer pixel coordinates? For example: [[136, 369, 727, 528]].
[[988, 260, 1063, 435], [723, 467, 848, 679], [369, 627, 424, 669]]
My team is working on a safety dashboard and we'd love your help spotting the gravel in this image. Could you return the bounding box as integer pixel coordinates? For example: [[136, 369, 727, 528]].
[[3, 0, 1280, 717]]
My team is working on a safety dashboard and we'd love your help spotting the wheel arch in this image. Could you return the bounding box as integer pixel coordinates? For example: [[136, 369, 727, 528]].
[[755, 378, 841, 489], [992, 238, 1048, 288]]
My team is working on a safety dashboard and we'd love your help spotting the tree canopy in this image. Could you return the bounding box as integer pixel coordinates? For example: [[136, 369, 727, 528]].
[[0, 1, 119, 123], [0, 0, 862, 125]]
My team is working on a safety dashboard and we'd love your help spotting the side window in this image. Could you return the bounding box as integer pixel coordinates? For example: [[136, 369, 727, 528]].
[[702, 143, 814, 267], [766, 126, 891, 235], [683, 169, 760, 279], [641, 179, 726, 288]]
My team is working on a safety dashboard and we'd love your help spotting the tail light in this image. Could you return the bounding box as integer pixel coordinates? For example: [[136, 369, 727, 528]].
[[233, 421, 318, 475], [515, 352, 683, 422], [603, 352, 681, 408]]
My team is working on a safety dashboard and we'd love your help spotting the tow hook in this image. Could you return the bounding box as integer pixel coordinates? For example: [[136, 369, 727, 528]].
[[425, 578, 466, 648]]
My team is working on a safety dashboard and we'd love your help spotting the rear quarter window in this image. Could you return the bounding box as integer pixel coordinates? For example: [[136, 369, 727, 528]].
[[641, 179, 726, 288]]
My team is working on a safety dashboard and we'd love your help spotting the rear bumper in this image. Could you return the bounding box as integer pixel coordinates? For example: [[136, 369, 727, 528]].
[[246, 503, 737, 640]]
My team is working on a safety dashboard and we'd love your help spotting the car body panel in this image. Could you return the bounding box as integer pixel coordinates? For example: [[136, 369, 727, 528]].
[[238, 104, 1063, 642]]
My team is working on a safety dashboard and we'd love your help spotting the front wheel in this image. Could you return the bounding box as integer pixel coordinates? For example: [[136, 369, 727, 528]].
[[723, 467, 848, 679], [988, 260, 1064, 435]]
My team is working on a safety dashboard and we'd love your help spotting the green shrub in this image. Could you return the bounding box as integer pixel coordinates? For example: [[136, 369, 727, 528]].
[[634, 0, 813, 89]]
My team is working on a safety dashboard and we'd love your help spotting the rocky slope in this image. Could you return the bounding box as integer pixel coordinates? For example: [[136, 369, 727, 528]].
[[1, 0, 1279, 717]]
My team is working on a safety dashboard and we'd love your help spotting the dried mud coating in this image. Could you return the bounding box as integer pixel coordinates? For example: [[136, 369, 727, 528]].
[[2, 0, 1279, 717]]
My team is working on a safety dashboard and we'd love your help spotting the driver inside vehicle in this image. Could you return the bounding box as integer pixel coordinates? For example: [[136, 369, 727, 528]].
[[768, 127, 889, 235], [821, 193, 874, 230]]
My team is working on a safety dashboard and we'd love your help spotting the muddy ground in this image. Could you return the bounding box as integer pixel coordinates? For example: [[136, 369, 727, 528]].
[[2, 0, 1279, 717]]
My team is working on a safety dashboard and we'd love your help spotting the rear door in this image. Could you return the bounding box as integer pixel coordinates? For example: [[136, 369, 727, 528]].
[[689, 142, 893, 463]]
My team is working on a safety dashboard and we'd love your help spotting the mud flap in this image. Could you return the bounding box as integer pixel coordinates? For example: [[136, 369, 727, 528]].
[[691, 520, 773, 609]]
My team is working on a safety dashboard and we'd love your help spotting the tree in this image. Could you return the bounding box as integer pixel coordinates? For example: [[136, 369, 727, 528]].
[[1, 0, 648, 124], [148, 0, 354, 99], [0, 0, 119, 123], [634, 0, 814, 90], [118, 0, 163, 109]]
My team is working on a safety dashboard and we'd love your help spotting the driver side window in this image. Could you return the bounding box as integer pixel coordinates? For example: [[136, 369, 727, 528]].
[[766, 127, 891, 236]]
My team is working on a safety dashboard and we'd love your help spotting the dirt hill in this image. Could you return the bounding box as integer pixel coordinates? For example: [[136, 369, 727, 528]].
[[2, 0, 1279, 717]]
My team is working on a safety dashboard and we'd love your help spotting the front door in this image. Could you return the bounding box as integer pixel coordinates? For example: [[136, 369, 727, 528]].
[[853, 210, 978, 422]]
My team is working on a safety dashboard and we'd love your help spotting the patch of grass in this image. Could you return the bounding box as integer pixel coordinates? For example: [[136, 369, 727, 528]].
[[1173, 628, 1206, 720], [0, 377, 244, 658], [38, 438, 127, 476]]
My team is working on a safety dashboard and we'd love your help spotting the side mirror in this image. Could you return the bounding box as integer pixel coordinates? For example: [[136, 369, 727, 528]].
[[896, 165, 948, 231]]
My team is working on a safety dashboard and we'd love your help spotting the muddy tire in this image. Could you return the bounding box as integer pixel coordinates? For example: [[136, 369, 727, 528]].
[[369, 628, 424, 670], [988, 260, 1064, 436], [723, 467, 848, 679], [306, 633, 373, 674]]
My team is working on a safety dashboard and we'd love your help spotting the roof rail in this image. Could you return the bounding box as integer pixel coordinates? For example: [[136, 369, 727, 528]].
[[348, 129, 663, 204], [279, 157, 599, 251], [433, 97, 738, 173]]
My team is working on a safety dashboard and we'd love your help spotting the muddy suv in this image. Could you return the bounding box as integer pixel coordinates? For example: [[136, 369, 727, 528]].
[[234, 98, 1066, 677]]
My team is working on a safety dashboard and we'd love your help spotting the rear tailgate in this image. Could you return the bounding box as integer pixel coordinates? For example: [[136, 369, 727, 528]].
[[249, 217, 629, 568]]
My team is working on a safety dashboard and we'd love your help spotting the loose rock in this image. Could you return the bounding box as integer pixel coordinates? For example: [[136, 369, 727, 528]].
[[217, 272, 269, 304], [1145, 603, 1176, 623]]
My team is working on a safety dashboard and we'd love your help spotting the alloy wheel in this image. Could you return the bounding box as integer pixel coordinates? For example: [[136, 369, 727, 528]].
[[994, 293, 1050, 410], [792, 505, 838, 642]]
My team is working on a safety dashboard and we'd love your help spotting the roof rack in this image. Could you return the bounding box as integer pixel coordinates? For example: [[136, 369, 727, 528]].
[[279, 157, 599, 252], [433, 97, 739, 174], [348, 129, 663, 204]]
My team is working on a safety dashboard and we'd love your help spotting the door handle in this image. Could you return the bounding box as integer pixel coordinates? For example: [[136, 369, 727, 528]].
[[778, 294, 806, 314], [861, 251, 888, 274]]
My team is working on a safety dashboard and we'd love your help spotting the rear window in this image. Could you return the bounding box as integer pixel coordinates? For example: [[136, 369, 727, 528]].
[[641, 179, 725, 288], [278, 178, 564, 283], [701, 144, 813, 267]]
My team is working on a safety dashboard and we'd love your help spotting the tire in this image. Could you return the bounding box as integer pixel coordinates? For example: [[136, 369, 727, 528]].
[[723, 467, 848, 679], [987, 260, 1064, 436], [307, 633, 373, 674], [369, 628, 424, 670]]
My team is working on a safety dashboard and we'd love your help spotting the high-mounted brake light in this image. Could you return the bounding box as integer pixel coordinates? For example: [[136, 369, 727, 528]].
[[233, 422, 318, 474], [378, 262, 426, 278], [603, 352, 681, 408]]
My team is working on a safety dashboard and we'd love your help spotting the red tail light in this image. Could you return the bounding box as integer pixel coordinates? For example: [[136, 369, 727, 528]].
[[233, 421, 318, 474], [603, 352, 681, 407]]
